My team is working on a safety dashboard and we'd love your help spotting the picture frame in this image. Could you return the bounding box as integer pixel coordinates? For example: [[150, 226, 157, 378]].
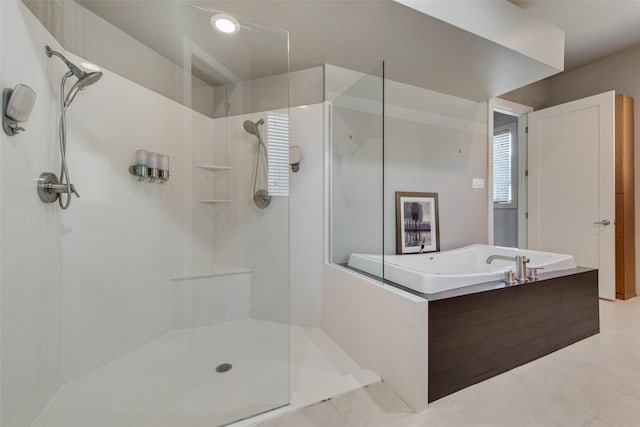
[[395, 191, 440, 254]]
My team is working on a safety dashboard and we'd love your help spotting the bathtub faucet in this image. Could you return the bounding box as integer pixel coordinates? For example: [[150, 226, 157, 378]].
[[485, 254, 516, 264], [486, 254, 530, 282]]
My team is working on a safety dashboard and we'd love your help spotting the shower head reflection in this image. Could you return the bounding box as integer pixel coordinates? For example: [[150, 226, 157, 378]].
[[243, 119, 264, 136]]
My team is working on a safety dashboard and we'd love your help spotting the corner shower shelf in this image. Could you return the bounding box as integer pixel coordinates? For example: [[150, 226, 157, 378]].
[[197, 165, 232, 171], [197, 199, 231, 204]]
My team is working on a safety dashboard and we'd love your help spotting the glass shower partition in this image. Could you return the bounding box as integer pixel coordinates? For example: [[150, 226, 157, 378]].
[[1, 1, 290, 426], [330, 63, 385, 282]]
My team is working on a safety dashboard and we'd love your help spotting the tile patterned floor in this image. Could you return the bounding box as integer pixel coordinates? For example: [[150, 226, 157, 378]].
[[257, 298, 640, 427]]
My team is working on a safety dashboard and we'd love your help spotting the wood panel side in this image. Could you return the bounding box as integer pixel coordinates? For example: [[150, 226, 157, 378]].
[[614, 94, 636, 300], [616, 193, 625, 298], [428, 270, 599, 402]]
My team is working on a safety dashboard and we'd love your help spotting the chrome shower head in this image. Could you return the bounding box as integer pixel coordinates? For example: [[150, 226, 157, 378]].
[[46, 45, 103, 107], [45, 45, 85, 80], [64, 71, 103, 107], [243, 119, 264, 136], [77, 71, 103, 88]]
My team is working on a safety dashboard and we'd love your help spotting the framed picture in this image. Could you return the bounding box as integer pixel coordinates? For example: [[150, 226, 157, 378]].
[[395, 192, 440, 254]]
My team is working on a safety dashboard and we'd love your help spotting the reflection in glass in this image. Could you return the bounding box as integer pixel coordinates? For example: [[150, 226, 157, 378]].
[[330, 63, 384, 282]]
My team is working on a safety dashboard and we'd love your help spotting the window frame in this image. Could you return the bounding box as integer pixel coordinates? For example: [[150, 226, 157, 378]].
[[492, 122, 518, 209], [266, 112, 290, 197]]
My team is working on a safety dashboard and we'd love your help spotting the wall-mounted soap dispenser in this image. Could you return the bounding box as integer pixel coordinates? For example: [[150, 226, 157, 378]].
[[2, 84, 36, 136], [129, 149, 170, 183]]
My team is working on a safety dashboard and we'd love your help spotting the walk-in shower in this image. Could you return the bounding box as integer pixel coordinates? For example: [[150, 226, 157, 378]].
[[37, 45, 102, 209], [244, 118, 272, 209], [1, 1, 291, 426]]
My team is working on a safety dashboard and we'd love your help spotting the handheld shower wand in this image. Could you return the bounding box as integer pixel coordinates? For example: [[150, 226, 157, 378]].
[[243, 119, 271, 209], [45, 46, 103, 107], [39, 46, 103, 209]]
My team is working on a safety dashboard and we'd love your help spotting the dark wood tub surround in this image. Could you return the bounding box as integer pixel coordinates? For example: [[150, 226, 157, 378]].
[[427, 268, 599, 403]]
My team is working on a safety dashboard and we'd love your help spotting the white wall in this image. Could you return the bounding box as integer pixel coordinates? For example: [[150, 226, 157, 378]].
[[322, 264, 428, 412], [171, 272, 251, 330], [331, 96, 384, 264], [503, 44, 640, 294], [196, 104, 324, 327], [290, 104, 325, 327], [384, 82, 488, 253], [201, 112, 289, 323], [0, 0, 206, 395], [59, 50, 200, 382], [1, 3, 63, 426]]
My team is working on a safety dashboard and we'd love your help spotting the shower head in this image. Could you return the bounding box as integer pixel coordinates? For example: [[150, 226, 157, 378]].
[[77, 71, 103, 88], [243, 119, 264, 136], [64, 71, 103, 107], [46, 45, 103, 107], [45, 46, 85, 80]]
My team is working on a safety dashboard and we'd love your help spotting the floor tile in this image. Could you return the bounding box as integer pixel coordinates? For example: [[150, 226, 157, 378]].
[[411, 384, 520, 427], [477, 371, 593, 426], [597, 394, 640, 427], [257, 401, 345, 427], [329, 382, 414, 427], [582, 418, 614, 427], [516, 351, 630, 415]]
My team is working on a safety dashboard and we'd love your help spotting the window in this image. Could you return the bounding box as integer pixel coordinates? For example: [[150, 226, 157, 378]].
[[493, 123, 517, 207], [267, 112, 289, 196]]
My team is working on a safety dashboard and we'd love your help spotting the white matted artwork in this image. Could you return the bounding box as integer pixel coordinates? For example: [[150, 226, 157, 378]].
[[395, 192, 440, 254]]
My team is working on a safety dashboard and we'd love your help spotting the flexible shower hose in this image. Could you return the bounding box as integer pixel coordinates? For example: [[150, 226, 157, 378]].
[[252, 135, 269, 200], [58, 71, 77, 209]]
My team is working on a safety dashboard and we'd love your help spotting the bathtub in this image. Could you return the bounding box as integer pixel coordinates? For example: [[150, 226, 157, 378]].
[[347, 244, 577, 295]]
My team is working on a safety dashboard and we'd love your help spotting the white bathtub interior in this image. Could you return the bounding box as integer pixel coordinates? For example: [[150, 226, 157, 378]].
[[348, 244, 578, 294]]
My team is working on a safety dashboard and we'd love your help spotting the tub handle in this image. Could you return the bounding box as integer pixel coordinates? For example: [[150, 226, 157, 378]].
[[527, 267, 544, 280], [503, 270, 516, 285]]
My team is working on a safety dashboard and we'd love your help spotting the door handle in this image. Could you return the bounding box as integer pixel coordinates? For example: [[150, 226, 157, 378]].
[[593, 219, 611, 226]]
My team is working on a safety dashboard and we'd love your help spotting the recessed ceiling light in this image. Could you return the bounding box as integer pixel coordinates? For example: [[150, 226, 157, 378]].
[[211, 14, 239, 34]]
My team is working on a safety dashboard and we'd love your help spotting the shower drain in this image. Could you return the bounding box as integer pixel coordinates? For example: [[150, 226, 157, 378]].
[[216, 363, 232, 373]]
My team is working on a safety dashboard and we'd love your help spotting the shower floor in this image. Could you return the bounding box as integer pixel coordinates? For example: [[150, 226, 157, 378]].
[[31, 319, 378, 427]]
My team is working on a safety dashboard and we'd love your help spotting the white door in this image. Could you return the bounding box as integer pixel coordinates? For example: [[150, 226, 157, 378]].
[[528, 91, 615, 300]]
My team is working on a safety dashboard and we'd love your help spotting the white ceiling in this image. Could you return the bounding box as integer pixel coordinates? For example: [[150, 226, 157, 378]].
[[72, 0, 562, 101], [510, 0, 640, 71], [28, 0, 640, 100]]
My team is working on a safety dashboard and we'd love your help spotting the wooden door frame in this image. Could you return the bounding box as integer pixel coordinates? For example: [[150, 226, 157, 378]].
[[487, 98, 533, 247]]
